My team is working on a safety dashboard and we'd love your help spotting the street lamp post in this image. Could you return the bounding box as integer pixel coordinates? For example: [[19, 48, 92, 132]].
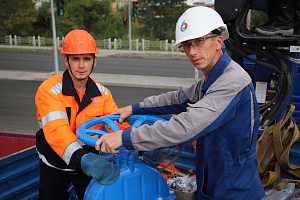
[[128, 0, 132, 54], [51, 0, 59, 74]]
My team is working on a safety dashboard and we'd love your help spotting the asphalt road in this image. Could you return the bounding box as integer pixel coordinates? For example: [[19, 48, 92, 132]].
[[0, 49, 196, 78], [0, 79, 170, 134]]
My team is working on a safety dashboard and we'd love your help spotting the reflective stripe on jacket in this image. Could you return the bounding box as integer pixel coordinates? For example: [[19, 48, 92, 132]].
[[122, 53, 264, 200], [35, 69, 117, 167]]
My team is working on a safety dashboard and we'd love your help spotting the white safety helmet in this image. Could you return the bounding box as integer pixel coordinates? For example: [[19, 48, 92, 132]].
[[174, 6, 229, 46]]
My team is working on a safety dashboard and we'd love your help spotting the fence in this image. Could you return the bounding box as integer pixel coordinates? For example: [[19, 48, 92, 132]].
[[1, 35, 180, 52], [5, 35, 21, 46]]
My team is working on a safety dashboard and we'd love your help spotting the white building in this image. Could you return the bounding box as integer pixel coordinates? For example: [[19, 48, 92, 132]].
[[186, 0, 215, 7]]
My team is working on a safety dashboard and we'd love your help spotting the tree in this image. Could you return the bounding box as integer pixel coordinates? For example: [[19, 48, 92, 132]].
[[249, 10, 269, 31], [0, 0, 37, 36], [137, 0, 188, 40], [0, 0, 271, 43], [55, 0, 116, 39], [34, 1, 52, 37]]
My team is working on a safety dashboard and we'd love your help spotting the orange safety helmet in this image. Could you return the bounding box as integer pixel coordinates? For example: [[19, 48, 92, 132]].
[[61, 29, 99, 55]]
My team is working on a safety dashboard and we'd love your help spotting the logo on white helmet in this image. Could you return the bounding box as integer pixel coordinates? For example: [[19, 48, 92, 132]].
[[180, 20, 188, 32]]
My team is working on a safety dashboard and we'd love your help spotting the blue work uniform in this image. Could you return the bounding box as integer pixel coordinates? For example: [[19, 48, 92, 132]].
[[122, 53, 265, 200]]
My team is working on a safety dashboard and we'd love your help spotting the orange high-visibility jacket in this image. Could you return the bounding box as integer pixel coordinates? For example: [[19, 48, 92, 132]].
[[35, 70, 118, 169]]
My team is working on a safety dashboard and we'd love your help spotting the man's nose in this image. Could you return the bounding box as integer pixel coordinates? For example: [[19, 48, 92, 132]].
[[78, 59, 84, 68]]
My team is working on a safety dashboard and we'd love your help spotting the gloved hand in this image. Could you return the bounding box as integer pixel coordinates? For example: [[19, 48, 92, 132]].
[[81, 152, 120, 185]]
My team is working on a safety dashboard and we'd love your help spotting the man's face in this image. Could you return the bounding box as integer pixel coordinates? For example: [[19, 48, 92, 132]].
[[180, 34, 223, 75], [65, 54, 96, 81]]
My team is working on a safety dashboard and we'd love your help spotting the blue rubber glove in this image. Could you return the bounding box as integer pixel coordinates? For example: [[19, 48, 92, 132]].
[[81, 153, 120, 185]]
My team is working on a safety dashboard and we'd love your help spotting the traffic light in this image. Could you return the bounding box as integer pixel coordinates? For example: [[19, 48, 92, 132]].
[[42, 16, 50, 29], [56, 0, 65, 16], [132, 2, 138, 18], [123, 17, 127, 25]]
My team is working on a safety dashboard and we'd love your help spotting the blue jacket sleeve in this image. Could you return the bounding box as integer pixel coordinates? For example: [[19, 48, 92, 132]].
[[122, 129, 135, 150], [132, 103, 141, 114]]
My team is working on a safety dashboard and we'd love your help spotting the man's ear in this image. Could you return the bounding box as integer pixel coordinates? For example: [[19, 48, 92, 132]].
[[63, 55, 69, 67], [93, 56, 97, 67], [216, 36, 224, 49]]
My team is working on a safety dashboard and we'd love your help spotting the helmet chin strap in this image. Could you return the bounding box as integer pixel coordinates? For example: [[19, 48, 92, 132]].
[[66, 55, 95, 81]]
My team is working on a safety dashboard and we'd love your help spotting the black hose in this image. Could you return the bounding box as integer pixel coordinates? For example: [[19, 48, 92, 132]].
[[224, 38, 291, 128]]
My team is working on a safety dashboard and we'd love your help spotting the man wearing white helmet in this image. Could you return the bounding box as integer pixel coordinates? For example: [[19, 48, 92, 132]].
[[97, 6, 264, 200]]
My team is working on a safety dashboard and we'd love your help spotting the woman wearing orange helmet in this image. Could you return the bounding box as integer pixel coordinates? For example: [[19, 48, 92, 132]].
[[35, 29, 120, 200]]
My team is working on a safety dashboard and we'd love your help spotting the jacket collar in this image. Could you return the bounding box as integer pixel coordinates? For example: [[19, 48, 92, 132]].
[[62, 69, 101, 97], [202, 53, 232, 92], [62, 69, 102, 114]]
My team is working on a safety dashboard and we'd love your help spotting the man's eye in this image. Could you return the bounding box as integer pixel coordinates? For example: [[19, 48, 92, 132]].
[[84, 57, 92, 61], [195, 39, 203, 44]]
